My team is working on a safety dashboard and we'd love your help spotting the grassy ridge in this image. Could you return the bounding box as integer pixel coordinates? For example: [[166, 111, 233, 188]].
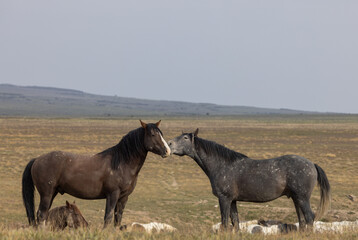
[[0, 116, 358, 239], [0, 84, 313, 116]]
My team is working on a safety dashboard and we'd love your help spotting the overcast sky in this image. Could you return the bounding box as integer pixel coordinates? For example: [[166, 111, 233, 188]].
[[1, 1, 357, 113]]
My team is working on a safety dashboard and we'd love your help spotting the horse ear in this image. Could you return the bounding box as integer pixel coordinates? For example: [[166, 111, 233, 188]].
[[194, 128, 199, 137], [73, 201, 76, 205], [139, 120, 147, 128], [66, 201, 70, 208], [155, 120, 161, 127]]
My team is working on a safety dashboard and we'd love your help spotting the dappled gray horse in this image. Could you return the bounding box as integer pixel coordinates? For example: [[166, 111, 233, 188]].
[[168, 129, 331, 231]]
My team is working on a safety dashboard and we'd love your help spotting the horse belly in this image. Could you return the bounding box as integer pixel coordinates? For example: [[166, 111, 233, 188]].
[[236, 176, 286, 202], [62, 183, 105, 199], [60, 154, 117, 199], [59, 172, 107, 199]]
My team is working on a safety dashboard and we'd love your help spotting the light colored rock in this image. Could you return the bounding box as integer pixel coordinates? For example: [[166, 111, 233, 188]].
[[212, 219, 358, 235], [129, 222, 177, 233]]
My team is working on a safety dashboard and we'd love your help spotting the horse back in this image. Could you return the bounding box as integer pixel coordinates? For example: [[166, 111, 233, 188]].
[[216, 155, 317, 202]]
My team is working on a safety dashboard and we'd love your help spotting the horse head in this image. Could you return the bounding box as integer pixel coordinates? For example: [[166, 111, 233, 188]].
[[140, 120, 170, 158], [65, 201, 88, 228], [168, 128, 199, 157]]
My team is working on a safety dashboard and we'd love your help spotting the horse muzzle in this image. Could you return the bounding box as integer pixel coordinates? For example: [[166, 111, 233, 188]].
[[161, 148, 171, 158]]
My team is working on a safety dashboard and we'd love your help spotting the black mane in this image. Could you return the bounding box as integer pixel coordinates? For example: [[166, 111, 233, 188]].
[[98, 127, 146, 169], [194, 136, 247, 161]]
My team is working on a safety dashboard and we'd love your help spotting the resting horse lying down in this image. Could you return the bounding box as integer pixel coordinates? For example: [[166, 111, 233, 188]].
[[46, 201, 88, 230]]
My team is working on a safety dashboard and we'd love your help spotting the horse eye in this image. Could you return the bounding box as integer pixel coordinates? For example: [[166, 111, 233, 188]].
[[184, 136, 189, 140]]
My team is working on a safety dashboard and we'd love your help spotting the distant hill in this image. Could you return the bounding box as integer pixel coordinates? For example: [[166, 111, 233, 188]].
[[0, 84, 313, 117]]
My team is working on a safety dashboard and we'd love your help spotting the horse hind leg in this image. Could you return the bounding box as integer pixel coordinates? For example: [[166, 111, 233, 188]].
[[37, 195, 53, 227], [37, 190, 58, 227], [293, 197, 315, 231], [49, 191, 58, 209], [293, 199, 305, 228], [301, 200, 315, 226]]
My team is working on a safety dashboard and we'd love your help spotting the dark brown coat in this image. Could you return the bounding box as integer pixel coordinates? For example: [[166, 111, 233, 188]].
[[22, 121, 170, 227]]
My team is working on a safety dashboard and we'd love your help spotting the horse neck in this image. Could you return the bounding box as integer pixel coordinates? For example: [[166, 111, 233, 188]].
[[125, 151, 148, 174], [192, 141, 219, 178], [109, 128, 148, 171], [113, 144, 148, 173]]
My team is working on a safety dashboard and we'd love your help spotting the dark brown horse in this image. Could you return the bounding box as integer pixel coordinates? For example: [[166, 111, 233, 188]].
[[47, 201, 88, 230], [22, 120, 170, 228], [168, 129, 331, 231]]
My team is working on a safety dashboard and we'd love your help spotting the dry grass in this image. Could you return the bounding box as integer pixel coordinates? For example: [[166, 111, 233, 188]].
[[0, 116, 358, 239]]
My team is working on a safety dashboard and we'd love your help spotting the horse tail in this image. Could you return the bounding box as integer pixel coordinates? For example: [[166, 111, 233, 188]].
[[22, 158, 36, 226], [314, 163, 331, 220]]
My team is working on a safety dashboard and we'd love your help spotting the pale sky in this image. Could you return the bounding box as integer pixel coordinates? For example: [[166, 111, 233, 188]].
[[1, 1, 358, 113]]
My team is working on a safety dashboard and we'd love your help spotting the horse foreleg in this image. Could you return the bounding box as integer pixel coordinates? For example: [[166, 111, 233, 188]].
[[218, 197, 231, 231], [104, 190, 120, 228], [230, 201, 240, 232], [114, 195, 128, 228]]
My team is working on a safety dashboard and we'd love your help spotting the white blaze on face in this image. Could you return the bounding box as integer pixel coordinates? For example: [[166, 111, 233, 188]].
[[160, 133, 171, 156]]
